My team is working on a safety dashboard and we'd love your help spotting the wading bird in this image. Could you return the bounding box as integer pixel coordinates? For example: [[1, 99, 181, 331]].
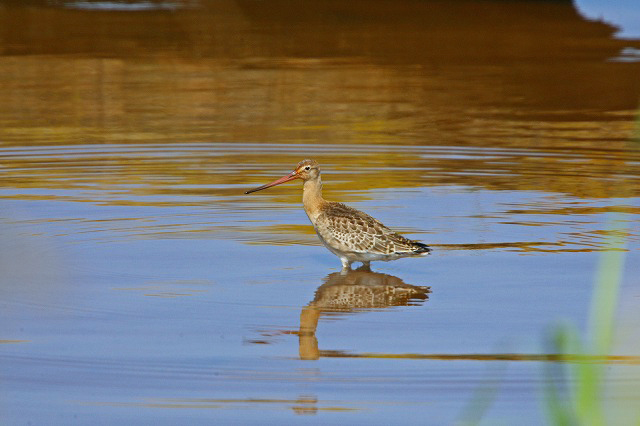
[[245, 160, 431, 270]]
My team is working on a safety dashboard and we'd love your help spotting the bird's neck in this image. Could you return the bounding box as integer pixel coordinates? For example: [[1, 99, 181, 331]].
[[302, 177, 325, 221]]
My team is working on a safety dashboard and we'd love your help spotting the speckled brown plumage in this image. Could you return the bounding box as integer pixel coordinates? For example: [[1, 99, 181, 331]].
[[314, 202, 430, 260], [246, 159, 431, 269]]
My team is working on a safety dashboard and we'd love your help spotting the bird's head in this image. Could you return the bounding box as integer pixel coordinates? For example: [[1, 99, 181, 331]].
[[245, 159, 320, 194]]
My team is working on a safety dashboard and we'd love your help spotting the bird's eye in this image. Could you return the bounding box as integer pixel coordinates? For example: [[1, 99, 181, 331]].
[[305, 166, 310, 171]]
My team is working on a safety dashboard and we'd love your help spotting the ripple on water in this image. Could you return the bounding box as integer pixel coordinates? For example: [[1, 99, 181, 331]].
[[1, 142, 638, 252]]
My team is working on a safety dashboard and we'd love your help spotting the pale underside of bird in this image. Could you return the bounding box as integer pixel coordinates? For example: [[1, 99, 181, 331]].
[[245, 159, 431, 269]]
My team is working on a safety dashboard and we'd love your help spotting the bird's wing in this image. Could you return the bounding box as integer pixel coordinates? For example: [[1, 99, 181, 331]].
[[317, 202, 423, 255]]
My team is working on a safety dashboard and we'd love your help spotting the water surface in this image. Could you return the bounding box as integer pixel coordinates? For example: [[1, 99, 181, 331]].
[[1, 1, 640, 424]]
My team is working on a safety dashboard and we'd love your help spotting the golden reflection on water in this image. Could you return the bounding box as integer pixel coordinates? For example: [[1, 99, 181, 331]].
[[83, 396, 363, 414], [3, 144, 639, 200], [317, 352, 640, 364], [2, 143, 639, 252], [1, 2, 640, 206], [1, 0, 639, 244]]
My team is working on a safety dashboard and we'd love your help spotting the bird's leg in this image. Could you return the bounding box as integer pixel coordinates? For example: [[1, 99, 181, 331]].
[[359, 261, 371, 271], [340, 257, 352, 273]]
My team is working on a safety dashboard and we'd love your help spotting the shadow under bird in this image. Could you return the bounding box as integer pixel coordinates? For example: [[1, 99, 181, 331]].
[[245, 159, 431, 270]]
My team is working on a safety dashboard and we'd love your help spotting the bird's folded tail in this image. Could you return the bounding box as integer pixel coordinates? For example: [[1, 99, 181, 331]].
[[412, 242, 432, 255]]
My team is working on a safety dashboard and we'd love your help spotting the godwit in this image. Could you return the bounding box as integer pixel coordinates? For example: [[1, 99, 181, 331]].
[[245, 159, 431, 269]]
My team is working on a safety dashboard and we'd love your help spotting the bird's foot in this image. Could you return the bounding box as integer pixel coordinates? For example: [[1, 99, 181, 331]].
[[356, 262, 371, 272]]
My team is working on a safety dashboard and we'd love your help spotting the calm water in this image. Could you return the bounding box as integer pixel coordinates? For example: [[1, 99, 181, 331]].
[[1, 1, 640, 424]]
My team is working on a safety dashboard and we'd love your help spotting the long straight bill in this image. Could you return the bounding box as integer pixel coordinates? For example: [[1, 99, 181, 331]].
[[244, 172, 300, 194]]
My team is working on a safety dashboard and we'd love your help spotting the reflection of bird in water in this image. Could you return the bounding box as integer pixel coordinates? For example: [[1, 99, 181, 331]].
[[299, 268, 431, 360], [245, 159, 431, 270], [309, 268, 430, 310]]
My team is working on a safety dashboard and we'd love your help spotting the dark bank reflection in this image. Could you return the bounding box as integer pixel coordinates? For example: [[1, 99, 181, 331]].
[[2, 0, 640, 146], [298, 268, 431, 360]]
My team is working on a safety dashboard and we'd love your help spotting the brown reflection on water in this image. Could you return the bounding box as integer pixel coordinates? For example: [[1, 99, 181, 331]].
[[2, 3, 640, 136], [84, 396, 361, 414], [1, 1, 639, 253], [298, 268, 431, 360], [1, 144, 639, 203], [317, 351, 640, 364], [1, 1, 640, 201]]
